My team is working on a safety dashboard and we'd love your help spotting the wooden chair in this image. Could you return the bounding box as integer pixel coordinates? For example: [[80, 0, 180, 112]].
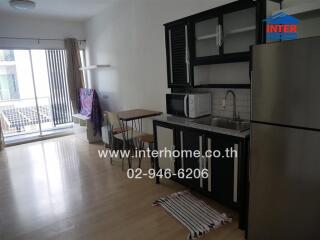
[[104, 113, 131, 148], [137, 133, 155, 169], [106, 112, 144, 170]]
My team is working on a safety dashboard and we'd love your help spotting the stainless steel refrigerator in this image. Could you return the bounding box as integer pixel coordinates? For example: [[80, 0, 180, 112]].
[[249, 37, 320, 240]]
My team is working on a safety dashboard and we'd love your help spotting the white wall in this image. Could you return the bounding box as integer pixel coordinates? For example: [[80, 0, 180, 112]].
[[0, 13, 85, 49]]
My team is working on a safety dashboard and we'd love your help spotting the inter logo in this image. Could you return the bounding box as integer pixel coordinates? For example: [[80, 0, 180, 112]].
[[264, 12, 299, 41]]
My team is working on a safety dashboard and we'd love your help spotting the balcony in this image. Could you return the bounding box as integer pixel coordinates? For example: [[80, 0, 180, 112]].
[[0, 97, 72, 141]]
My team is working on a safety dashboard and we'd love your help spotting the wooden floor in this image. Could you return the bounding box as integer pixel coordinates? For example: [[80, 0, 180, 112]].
[[0, 136, 245, 240]]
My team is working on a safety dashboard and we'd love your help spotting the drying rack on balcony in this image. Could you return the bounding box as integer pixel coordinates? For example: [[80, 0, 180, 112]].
[[0, 106, 51, 132]]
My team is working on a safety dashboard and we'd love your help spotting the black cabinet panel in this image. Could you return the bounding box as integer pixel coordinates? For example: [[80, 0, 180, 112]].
[[166, 24, 190, 88], [208, 135, 236, 206], [180, 128, 201, 188]]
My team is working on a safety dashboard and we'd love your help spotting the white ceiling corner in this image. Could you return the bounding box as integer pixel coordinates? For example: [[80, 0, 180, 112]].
[[0, 0, 113, 21]]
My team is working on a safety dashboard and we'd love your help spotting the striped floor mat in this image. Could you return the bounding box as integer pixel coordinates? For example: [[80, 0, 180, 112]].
[[153, 191, 232, 240]]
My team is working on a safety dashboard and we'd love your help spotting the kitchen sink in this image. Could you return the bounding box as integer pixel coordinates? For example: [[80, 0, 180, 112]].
[[193, 117, 250, 132]]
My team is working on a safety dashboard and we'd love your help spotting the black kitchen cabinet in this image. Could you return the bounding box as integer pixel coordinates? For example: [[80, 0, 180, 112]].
[[153, 120, 250, 230], [222, 6, 256, 55], [206, 132, 249, 230], [153, 121, 177, 184], [164, 0, 281, 88], [165, 22, 192, 88], [176, 128, 204, 189], [177, 128, 243, 209], [192, 1, 257, 65], [193, 14, 221, 60], [205, 134, 241, 208]]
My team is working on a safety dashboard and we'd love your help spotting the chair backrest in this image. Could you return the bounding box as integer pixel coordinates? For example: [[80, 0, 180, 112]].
[[106, 112, 122, 129], [106, 111, 127, 142]]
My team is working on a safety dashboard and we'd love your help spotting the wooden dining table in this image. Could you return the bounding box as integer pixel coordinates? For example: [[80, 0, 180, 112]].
[[118, 109, 162, 168], [117, 108, 162, 133], [103, 109, 161, 169], [103, 108, 161, 143], [117, 109, 162, 122]]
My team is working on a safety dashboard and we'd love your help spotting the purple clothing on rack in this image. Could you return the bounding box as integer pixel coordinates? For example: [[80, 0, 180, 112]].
[[79, 88, 94, 117], [79, 88, 102, 136]]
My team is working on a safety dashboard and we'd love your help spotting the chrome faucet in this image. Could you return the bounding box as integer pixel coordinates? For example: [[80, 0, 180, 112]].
[[223, 90, 240, 121]]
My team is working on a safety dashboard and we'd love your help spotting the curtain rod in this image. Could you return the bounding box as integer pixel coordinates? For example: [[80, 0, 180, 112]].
[[0, 37, 86, 42]]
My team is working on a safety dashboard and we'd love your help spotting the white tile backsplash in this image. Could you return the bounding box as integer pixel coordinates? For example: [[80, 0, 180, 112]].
[[193, 88, 251, 120]]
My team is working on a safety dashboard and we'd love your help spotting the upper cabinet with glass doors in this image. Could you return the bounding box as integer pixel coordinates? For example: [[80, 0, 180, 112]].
[[164, 0, 282, 88], [223, 7, 256, 55], [192, 1, 259, 65], [194, 15, 221, 59]]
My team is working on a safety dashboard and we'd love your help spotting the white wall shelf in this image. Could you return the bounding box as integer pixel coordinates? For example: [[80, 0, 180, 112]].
[[196, 25, 256, 41], [79, 64, 110, 71], [196, 33, 218, 41], [273, 1, 320, 18], [225, 26, 256, 36]]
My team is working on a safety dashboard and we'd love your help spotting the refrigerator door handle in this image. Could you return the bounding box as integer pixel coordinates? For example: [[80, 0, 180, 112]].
[[184, 95, 188, 117]]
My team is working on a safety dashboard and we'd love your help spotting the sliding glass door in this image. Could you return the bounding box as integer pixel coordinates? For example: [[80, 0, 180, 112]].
[[0, 50, 41, 138], [0, 49, 74, 142]]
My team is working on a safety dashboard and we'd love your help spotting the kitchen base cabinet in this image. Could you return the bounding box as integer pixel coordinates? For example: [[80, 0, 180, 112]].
[[153, 120, 250, 230], [206, 135, 238, 208], [176, 128, 204, 189], [206, 133, 249, 230], [153, 122, 177, 184]]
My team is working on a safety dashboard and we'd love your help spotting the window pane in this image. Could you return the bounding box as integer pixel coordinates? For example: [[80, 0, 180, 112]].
[[0, 50, 40, 137]]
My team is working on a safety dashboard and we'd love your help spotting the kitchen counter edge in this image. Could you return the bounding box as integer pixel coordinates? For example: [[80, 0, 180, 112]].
[[152, 115, 250, 138]]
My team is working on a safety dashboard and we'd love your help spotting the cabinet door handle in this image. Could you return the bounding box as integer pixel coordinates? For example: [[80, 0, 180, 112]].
[[218, 24, 223, 47], [207, 138, 212, 192], [180, 131, 184, 169], [183, 95, 188, 118], [168, 29, 173, 83], [233, 143, 239, 203], [216, 25, 219, 47], [199, 156, 203, 189], [199, 135, 203, 189], [185, 25, 190, 84], [171, 145, 176, 173]]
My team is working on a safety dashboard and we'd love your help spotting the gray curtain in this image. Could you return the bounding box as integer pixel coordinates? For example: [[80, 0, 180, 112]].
[[0, 121, 4, 150], [64, 38, 84, 113]]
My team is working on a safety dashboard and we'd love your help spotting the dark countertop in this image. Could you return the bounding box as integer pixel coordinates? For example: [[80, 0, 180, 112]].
[[152, 114, 250, 138]]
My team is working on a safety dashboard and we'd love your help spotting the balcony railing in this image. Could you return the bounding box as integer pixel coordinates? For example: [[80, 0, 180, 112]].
[[0, 97, 71, 137]]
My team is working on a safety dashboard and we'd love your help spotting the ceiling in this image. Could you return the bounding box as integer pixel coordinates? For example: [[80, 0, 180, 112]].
[[0, 0, 112, 21]]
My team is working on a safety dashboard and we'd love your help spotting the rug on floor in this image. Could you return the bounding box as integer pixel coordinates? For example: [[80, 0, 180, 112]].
[[153, 190, 232, 240]]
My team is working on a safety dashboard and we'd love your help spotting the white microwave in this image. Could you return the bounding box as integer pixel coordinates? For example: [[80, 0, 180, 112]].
[[166, 93, 211, 118]]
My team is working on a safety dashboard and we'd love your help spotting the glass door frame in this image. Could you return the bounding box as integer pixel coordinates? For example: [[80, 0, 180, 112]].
[[28, 49, 43, 136]]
